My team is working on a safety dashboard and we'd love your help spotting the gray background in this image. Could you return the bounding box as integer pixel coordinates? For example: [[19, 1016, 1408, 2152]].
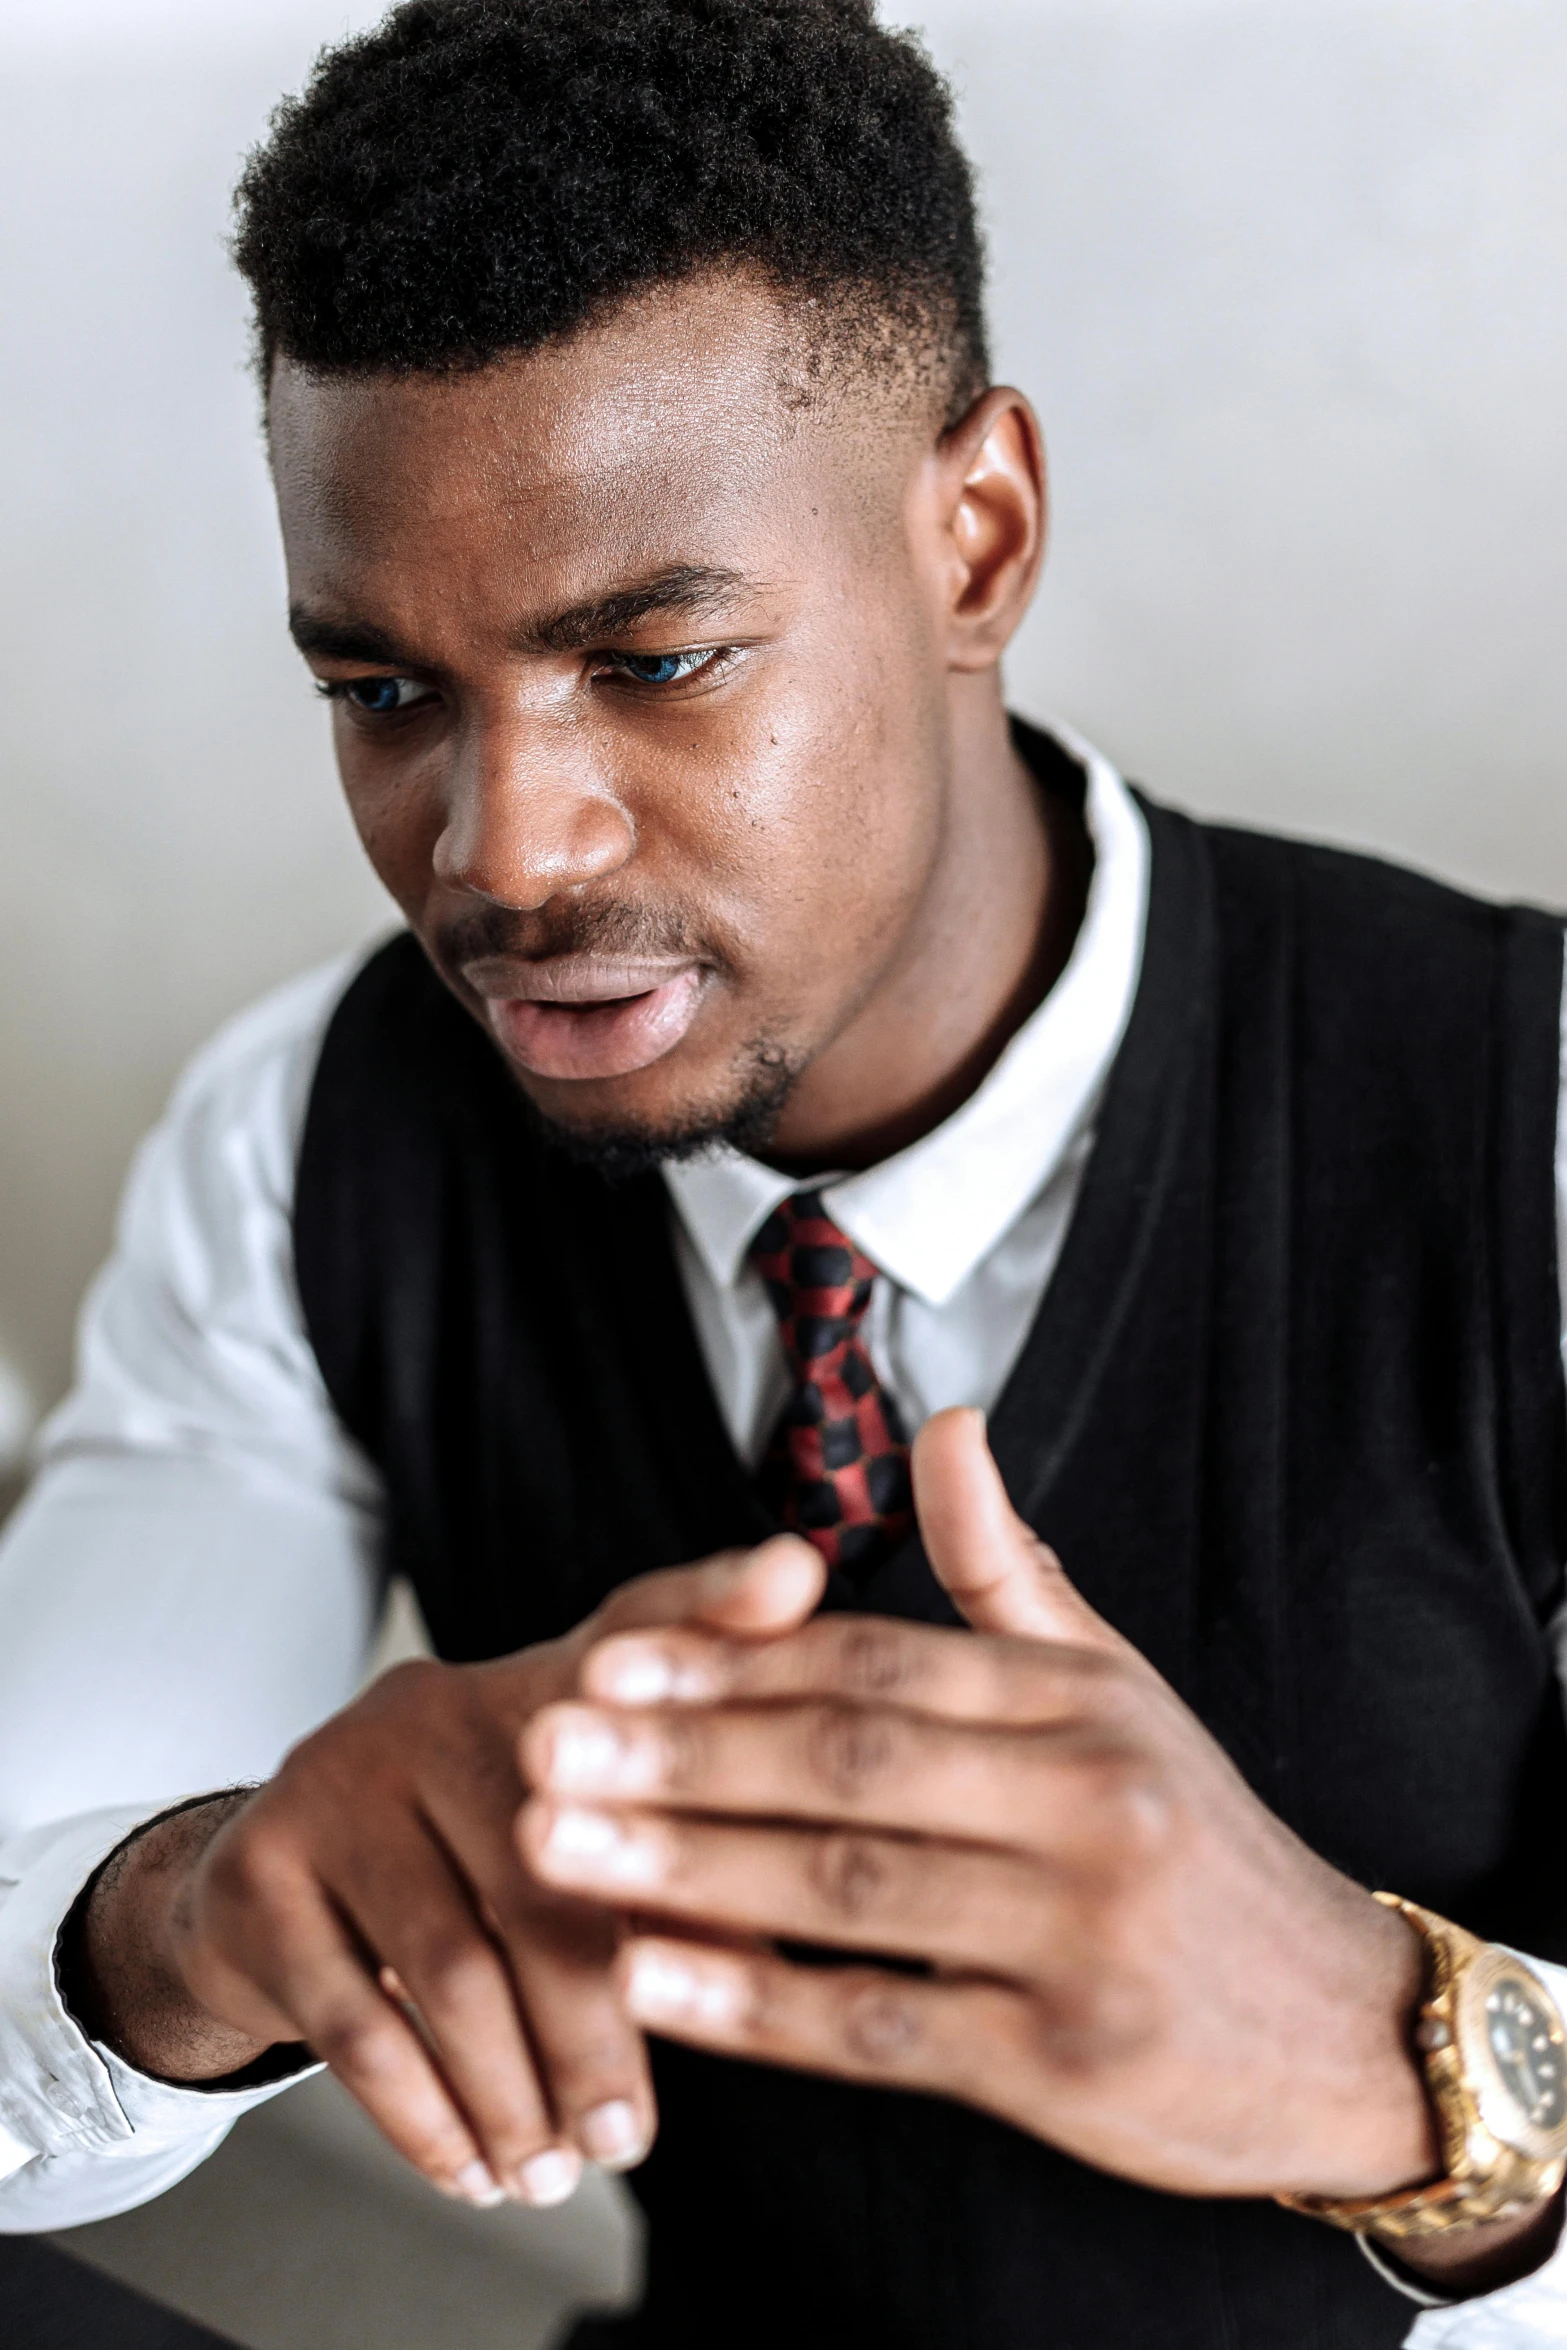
[[2, 1, 1564, 2340]]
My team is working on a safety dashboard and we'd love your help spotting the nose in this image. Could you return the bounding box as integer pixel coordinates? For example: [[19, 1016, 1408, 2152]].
[[432, 710, 635, 909]]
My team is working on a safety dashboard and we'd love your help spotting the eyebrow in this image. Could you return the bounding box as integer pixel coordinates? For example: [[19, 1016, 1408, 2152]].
[[288, 611, 407, 664], [288, 563, 751, 668], [521, 563, 750, 652]]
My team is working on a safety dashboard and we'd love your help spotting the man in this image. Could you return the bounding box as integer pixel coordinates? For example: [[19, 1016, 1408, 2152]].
[[1, 0, 1565, 2342]]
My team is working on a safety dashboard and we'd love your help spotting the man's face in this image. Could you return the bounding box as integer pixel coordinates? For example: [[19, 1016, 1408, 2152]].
[[270, 277, 1005, 1167]]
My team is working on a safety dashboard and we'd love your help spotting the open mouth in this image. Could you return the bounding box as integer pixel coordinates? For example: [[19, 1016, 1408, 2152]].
[[481, 966, 706, 1082]]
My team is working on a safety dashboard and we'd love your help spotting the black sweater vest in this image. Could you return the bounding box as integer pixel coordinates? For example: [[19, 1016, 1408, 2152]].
[[295, 741, 1567, 2350]]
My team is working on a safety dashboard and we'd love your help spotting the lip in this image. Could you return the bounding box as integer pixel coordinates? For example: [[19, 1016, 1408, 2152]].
[[471, 960, 707, 1081]]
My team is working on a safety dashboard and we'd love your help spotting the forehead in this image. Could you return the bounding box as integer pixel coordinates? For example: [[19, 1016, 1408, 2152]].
[[268, 278, 913, 610]]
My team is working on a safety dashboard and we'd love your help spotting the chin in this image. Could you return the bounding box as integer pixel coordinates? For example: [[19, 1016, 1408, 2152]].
[[514, 1039, 799, 1182]]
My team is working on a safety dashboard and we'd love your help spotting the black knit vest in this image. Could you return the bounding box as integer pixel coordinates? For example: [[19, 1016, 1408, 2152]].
[[295, 732, 1567, 2350]]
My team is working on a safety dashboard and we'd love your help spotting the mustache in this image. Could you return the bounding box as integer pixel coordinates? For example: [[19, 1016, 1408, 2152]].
[[437, 898, 712, 972]]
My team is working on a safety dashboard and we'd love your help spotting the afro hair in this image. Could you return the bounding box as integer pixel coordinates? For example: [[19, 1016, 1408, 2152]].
[[233, 0, 990, 420]]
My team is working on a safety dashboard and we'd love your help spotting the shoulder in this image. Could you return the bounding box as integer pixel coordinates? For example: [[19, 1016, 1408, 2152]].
[[1183, 806, 1564, 942], [38, 947, 398, 1475], [166, 946, 385, 1159], [109, 943, 394, 1275], [1146, 802, 1564, 1028]]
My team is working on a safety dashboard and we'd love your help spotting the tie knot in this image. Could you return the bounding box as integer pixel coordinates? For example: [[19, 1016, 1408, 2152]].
[[750, 1190, 878, 1367]]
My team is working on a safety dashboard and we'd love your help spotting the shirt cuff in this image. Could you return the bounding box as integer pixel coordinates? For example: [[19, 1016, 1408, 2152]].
[[1358, 2230, 1455, 2310], [1360, 1953, 1567, 2344], [0, 1805, 319, 2184]]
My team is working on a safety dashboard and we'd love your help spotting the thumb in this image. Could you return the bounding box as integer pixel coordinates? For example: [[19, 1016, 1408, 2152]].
[[683, 1533, 827, 1637], [594, 1533, 826, 1646], [912, 1407, 1124, 1652]]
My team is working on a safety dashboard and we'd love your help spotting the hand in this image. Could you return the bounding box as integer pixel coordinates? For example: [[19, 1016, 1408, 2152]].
[[521, 1409, 1440, 2208], [75, 1535, 823, 2211]]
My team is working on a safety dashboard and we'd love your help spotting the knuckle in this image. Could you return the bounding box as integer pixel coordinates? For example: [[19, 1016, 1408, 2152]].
[[834, 1623, 914, 1700], [808, 1831, 893, 1922], [203, 1816, 298, 1914], [1038, 1967, 1157, 2070], [805, 1703, 898, 1800], [313, 2005, 401, 2083], [348, 1657, 453, 1742], [406, 1935, 498, 2017], [652, 1709, 709, 1795], [1082, 1748, 1173, 1872], [376, 1655, 448, 1703], [841, 1979, 925, 2069]]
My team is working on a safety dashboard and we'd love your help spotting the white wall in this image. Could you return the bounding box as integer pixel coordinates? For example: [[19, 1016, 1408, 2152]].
[[2, 0, 1564, 1422]]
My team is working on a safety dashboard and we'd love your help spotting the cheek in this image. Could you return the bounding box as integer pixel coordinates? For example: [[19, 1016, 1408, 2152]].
[[333, 723, 446, 912], [665, 649, 940, 970]]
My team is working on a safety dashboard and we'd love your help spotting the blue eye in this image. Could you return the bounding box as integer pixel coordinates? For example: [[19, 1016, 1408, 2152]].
[[612, 650, 712, 687], [325, 676, 433, 716]]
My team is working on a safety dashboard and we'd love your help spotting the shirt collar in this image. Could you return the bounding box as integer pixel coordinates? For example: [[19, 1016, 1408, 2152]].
[[663, 722, 1150, 1306]]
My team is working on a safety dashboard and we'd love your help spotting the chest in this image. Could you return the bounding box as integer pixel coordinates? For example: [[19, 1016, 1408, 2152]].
[[295, 811, 1567, 1946]]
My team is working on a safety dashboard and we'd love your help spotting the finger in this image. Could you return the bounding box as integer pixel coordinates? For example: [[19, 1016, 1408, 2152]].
[[913, 1407, 1128, 1653], [224, 1885, 514, 2209], [415, 1778, 657, 2177], [521, 1799, 1062, 1977], [593, 1534, 826, 1649], [580, 1608, 1125, 1727], [526, 1697, 1141, 1857], [343, 1828, 584, 2207], [621, 1934, 1030, 2114], [501, 1895, 657, 2172]]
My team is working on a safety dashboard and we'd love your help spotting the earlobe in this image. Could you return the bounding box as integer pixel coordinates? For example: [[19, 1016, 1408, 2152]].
[[938, 388, 1048, 671]]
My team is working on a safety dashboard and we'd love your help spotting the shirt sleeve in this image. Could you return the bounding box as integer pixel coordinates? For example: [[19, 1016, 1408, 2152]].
[[0, 956, 384, 2231]]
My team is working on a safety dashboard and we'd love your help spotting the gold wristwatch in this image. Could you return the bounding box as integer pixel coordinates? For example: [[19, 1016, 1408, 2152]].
[[1279, 1894, 1567, 2242]]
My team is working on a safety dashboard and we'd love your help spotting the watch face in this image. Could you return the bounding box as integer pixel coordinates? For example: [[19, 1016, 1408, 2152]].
[[1484, 1974, 1567, 2134]]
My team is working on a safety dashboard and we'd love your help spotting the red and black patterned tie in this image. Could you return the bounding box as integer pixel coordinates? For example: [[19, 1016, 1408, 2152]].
[[751, 1190, 914, 1582]]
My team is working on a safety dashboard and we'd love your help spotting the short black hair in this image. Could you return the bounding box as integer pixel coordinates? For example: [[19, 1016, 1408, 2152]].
[[232, 0, 989, 421]]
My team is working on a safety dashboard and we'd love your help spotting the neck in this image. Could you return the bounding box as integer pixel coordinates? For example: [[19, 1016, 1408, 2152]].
[[764, 677, 1090, 1175]]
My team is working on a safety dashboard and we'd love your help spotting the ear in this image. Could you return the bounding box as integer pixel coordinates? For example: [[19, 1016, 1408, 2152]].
[[929, 388, 1048, 673], [912, 1407, 1127, 1653]]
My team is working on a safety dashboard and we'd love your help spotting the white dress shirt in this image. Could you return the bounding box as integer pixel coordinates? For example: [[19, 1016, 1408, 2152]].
[[1, 730, 1566, 2348]]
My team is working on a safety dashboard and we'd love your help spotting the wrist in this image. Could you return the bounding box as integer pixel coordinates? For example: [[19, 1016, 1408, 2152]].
[[62, 1790, 279, 2083], [1286, 1891, 1440, 2201], [1375, 2182, 1567, 2298], [1282, 1896, 1567, 2272]]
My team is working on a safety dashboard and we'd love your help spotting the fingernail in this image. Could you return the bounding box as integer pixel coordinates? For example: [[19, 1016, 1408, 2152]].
[[543, 1807, 662, 1887], [449, 2158, 508, 2208], [518, 2146, 583, 2207], [548, 1714, 632, 1788], [597, 1645, 676, 1704], [626, 1946, 739, 2024], [579, 2098, 646, 2169]]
